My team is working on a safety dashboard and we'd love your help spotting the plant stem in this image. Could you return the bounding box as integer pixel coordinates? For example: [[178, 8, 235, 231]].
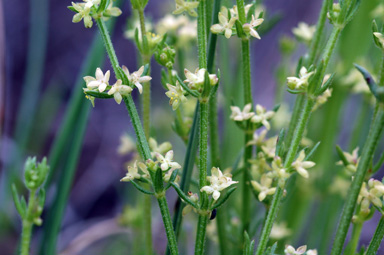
[[366, 216, 384, 255], [255, 97, 315, 255], [198, 0, 207, 69], [21, 191, 36, 255], [344, 222, 363, 255], [158, 196, 179, 255], [195, 213, 209, 255], [331, 106, 384, 255], [96, 18, 178, 253]]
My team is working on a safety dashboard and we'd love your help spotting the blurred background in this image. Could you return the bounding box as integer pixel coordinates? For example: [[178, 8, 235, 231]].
[[1, 0, 384, 254]]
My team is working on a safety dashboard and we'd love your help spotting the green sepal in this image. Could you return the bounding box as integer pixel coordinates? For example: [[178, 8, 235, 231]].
[[170, 182, 199, 209], [154, 168, 164, 193], [164, 170, 179, 190], [315, 73, 336, 96], [235, 19, 246, 38], [68, 6, 78, 13], [305, 141, 321, 161], [201, 70, 211, 99], [97, 0, 110, 13], [175, 74, 200, 97], [130, 180, 154, 195], [211, 186, 237, 210], [243, 231, 255, 255], [275, 129, 285, 157], [372, 20, 382, 49], [336, 145, 350, 166], [12, 184, 25, 218], [84, 90, 114, 99]]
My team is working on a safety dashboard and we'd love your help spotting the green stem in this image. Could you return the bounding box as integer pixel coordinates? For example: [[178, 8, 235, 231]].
[[241, 39, 252, 105], [195, 214, 209, 255], [331, 106, 384, 255], [345, 222, 363, 255], [198, 0, 207, 69], [255, 97, 315, 255], [158, 196, 179, 255], [366, 216, 384, 255], [21, 191, 36, 255], [242, 133, 252, 233], [96, 18, 178, 253]]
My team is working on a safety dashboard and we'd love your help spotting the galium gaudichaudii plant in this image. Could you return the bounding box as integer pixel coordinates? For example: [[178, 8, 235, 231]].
[[11, 0, 384, 255]]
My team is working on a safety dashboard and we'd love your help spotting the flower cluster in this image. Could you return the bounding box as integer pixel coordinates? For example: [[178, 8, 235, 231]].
[[230, 103, 275, 130], [165, 81, 187, 111], [70, 0, 121, 28], [287, 66, 314, 91], [285, 245, 317, 255], [355, 179, 384, 217], [200, 167, 238, 200], [83, 66, 151, 105], [184, 68, 219, 90], [173, 0, 199, 17]]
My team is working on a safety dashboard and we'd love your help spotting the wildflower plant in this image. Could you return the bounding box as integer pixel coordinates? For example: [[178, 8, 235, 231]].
[[9, 0, 384, 254]]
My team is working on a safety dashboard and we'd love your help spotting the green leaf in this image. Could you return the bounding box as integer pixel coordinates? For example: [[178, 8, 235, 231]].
[[134, 28, 143, 53], [97, 0, 110, 13], [131, 180, 154, 195], [235, 19, 245, 38], [38, 188, 46, 209], [354, 64, 382, 101], [202, 70, 211, 98], [336, 145, 350, 166], [305, 141, 321, 160], [84, 90, 114, 99], [287, 88, 304, 94], [154, 168, 164, 193], [212, 186, 237, 210], [67, 6, 78, 13], [275, 129, 285, 157], [12, 184, 25, 218], [175, 74, 200, 97], [315, 73, 336, 96], [165, 170, 179, 190], [372, 20, 382, 49], [170, 182, 199, 209]]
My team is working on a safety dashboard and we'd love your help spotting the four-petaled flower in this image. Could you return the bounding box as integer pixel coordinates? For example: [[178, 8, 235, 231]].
[[173, 0, 199, 17], [184, 68, 218, 90], [108, 79, 133, 104], [243, 15, 264, 39], [230, 103, 255, 121], [200, 167, 238, 200], [155, 150, 182, 171], [120, 161, 142, 182], [165, 81, 187, 110], [122, 65, 152, 94], [71, 1, 94, 28], [210, 9, 237, 39], [292, 22, 316, 44], [284, 245, 307, 255], [287, 66, 314, 90], [251, 104, 275, 130], [84, 67, 110, 92], [251, 175, 276, 201], [247, 129, 268, 146], [291, 151, 315, 179]]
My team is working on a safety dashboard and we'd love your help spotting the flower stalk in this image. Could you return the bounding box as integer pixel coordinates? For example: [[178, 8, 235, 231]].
[[366, 216, 384, 255]]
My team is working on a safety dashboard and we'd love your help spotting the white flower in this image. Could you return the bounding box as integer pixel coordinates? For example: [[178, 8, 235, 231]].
[[313, 88, 332, 111], [307, 250, 318, 255], [120, 161, 141, 182], [268, 156, 290, 180], [210, 8, 237, 39], [165, 81, 187, 110], [108, 79, 133, 104], [71, 1, 93, 28], [247, 129, 268, 146], [261, 136, 278, 158], [200, 167, 238, 200], [230, 103, 255, 121], [117, 134, 136, 155], [122, 65, 151, 94], [291, 151, 315, 179], [184, 68, 218, 90], [270, 222, 292, 240], [287, 66, 314, 90], [103, 2, 122, 19], [374, 32, 384, 48], [149, 138, 172, 157], [155, 150, 181, 171], [251, 104, 275, 130], [229, 4, 254, 18], [156, 14, 188, 35], [284, 245, 307, 255], [336, 147, 360, 173], [178, 20, 198, 45], [251, 175, 276, 201], [83, 68, 110, 92], [292, 22, 316, 44], [358, 179, 384, 209], [243, 15, 264, 39], [173, 0, 199, 17]]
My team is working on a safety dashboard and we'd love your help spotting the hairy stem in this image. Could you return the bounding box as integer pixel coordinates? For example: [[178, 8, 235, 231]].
[[21, 191, 36, 255], [158, 196, 179, 255], [366, 216, 384, 255], [345, 222, 363, 255]]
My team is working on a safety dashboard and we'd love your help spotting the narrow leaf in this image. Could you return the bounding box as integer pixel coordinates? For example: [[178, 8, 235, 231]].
[[131, 180, 155, 195], [170, 182, 198, 208], [212, 186, 237, 210]]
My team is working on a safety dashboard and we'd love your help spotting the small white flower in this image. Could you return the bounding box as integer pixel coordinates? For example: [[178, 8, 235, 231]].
[[268, 156, 290, 180], [120, 161, 141, 182], [184, 68, 218, 90], [108, 79, 133, 104], [292, 22, 316, 44], [251, 104, 275, 130], [336, 147, 360, 173], [291, 151, 315, 179], [243, 15, 264, 39], [284, 245, 307, 255], [71, 2, 93, 28], [210, 8, 237, 39], [173, 0, 199, 17], [261, 136, 278, 158], [270, 222, 292, 240], [117, 134, 136, 155], [200, 167, 238, 200], [374, 32, 384, 48], [103, 2, 122, 19], [165, 81, 187, 110], [83, 68, 110, 92], [149, 138, 172, 157], [287, 66, 314, 90], [156, 14, 188, 35], [247, 129, 268, 146], [122, 65, 152, 94], [358, 179, 384, 209], [307, 250, 318, 255], [229, 4, 254, 18], [251, 175, 276, 201], [155, 150, 182, 171], [230, 103, 255, 121]]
